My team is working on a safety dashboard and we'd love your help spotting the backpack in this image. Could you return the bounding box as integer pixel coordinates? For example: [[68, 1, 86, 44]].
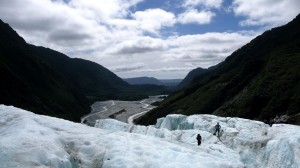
[[197, 135, 202, 141]]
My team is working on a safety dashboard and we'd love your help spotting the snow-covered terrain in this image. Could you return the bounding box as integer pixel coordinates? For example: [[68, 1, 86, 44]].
[[95, 115, 300, 168], [1, 104, 300, 168]]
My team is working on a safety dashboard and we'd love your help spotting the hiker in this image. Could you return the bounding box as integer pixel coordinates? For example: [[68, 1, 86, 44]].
[[213, 122, 221, 136], [196, 134, 202, 146]]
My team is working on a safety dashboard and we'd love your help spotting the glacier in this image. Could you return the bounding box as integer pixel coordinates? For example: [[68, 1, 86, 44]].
[[1, 104, 300, 168], [96, 115, 300, 168]]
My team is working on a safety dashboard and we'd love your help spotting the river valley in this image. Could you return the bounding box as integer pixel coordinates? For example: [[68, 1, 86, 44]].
[[81, 95, 165, 126]]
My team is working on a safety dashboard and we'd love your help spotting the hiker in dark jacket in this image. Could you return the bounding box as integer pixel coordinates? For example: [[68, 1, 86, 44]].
[[214, 122, 221, 136], [196, 134, 202, 146]]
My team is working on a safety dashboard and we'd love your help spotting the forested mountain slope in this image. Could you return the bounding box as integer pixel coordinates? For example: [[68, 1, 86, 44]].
[[0, 20, 89, 121], [177, 67, 209, 89], [137, 14, 300, 125], [0, 20, 167, 121]]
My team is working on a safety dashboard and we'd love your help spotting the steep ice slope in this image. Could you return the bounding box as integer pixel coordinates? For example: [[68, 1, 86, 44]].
[[0, 105, 244, 168], [95, 114, 300, 168]]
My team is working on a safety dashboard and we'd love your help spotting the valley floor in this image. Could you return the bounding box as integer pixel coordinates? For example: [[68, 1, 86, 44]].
[[82, 95, 163, 126]]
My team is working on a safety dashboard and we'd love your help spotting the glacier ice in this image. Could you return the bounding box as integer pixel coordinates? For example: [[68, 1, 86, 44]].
[[96, 114, 300, 168], [1, 104, 300, 168], [0, 105, 243, 168]]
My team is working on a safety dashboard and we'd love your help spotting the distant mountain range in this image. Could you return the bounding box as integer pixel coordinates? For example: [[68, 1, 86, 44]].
[[124, 77, 182, 87], [136, 14, 300, 126], [0, 19, 168, 122], [124, 77, 163, 85]]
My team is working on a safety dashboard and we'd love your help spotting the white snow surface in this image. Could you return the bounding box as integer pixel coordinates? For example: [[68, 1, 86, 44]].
[[96, 114, 300, 168], [1, 105, 300, 168]]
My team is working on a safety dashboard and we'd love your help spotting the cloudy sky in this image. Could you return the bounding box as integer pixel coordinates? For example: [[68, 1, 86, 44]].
[[1, 0, 299, 79]]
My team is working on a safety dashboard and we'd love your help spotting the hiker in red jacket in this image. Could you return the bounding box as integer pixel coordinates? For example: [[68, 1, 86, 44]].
[[196, 134, 202, 146]]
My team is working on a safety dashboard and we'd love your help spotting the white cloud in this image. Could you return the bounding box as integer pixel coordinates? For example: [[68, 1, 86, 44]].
[[107, 36, 166, 55], [0, 0, 257, 79], [140, 67, 195, 72], [232, 0, 300, 27], [110, 63, 146, 72], [183, 0, 223, 9], [0, 0, 113, 53], [178, 9, 215, 25], [105, 32, 257, 78], [69, 0, 143, 20], [110, 65, 194, 73], [132, 8, 176, 34], [2, 0, 291, 79], [179, 0, 219, 26], [161, 32, 258, 67]]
